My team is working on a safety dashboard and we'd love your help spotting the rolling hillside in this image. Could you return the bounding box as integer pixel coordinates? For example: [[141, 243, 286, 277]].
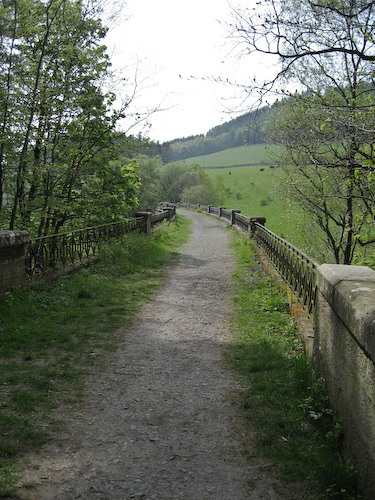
[[180, 145, 308, 254], [181, 144, 274, 168]]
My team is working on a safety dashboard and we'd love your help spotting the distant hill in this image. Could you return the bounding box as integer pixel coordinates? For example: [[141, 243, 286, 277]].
[[160, 105, 271, 163], [180, 144, 274, 169]]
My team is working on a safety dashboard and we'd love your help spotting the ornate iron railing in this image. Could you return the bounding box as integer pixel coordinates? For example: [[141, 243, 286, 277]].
[[254, 223, 319, 316], [25, 220, 138, 279], [25, 208, 175, 279], [220, 208, 232, 222], [177, 202, 318, 317]]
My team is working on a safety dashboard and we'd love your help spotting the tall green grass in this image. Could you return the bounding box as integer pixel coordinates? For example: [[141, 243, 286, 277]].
[[0, 217, 191, 497]]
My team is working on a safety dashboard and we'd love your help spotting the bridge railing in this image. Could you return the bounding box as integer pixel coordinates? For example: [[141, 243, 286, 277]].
[[254, 223, 319, 316], [178, 202, 317, 317], [25, 207, 175, 280], [25, 220, 137, 279]]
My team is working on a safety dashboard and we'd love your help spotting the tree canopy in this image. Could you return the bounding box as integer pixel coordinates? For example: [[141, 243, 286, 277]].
[[229, 0, 375, 264], [0, 0, 140, 236]]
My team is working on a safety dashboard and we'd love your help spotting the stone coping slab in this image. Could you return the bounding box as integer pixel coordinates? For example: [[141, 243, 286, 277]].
[[0, 230, 29, 248], [316, 264, 375, 362]]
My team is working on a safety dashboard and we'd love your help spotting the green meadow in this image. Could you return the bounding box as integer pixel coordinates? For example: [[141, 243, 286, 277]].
[[183, 144, 273, 168], [184, 145, 307, 251]]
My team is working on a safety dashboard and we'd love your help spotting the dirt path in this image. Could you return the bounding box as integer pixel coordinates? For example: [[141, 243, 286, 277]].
[[19, 210, 282, 499]]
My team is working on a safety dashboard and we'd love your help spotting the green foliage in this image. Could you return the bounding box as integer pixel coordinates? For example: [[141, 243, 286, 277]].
[[0, 216, 191, 496], [157, 162, 197, 203], [157, 162, 227, 206], [181, 170, 227, 206], [0, 0, 139, 235], [268, 88, 375, 264], [228, 234, 366, 499], [135, 155, 162, 210]]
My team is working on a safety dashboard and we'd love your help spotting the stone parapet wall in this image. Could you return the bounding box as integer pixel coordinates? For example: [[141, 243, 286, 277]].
[[314, 264, 375, 494], [0, 230, 29, 293]]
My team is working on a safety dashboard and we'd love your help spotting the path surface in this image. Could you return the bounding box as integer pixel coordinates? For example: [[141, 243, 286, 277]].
[[19, 210, 282, 499]]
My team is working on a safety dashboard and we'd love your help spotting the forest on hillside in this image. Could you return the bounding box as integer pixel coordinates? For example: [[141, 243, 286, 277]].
[[159, 105, 270, 163]]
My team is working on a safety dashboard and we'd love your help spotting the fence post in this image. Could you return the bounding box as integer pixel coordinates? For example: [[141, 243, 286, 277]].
[[249, 216, 266, 235], [136, 212, 152, 234], [230, 210, 241, 226], [165, 206, 176, 221], [0, 230, 29, 293]]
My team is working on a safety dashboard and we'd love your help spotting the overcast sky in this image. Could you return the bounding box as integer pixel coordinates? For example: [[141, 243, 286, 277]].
[[104, 0, 265, 143]]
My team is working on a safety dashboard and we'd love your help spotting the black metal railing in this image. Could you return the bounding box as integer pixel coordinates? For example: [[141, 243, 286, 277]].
[[234, 213, 250, 232], [208, 206, 219, 216], [254, 223, 319, 316], [26, 219, 138, 279], [26, 207, 175, 279], [220, 208, 232, 222], [178, 202, 318, 317]]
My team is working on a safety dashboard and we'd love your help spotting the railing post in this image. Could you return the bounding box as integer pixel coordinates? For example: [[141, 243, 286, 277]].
[[230, 210, 241, 226], [145, 213, 152, 234], [218, 206, 225, 218], [164, 206, 176, 221], [249, 216, 266, 235], [0, 230, 29, 293], [136, 212, 152, 234]]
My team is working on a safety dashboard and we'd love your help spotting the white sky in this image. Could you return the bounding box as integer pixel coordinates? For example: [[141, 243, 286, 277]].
[[104, 0, 268, 143]]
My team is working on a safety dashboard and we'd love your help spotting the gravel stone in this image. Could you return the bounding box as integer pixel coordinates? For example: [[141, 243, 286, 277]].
[[17, 210, 283, 499]]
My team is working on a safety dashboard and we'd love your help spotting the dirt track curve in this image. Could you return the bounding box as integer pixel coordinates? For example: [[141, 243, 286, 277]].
[[17, 210, 283, 500]]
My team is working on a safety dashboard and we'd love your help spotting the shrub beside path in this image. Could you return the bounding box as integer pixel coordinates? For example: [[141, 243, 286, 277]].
[[19, 210, 282, 499]]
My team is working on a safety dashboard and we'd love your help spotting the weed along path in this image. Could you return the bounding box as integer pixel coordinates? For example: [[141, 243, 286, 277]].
[[18, 210, 282, 500]]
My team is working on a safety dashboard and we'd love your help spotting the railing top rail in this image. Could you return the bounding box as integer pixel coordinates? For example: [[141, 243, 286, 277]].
[[28, 219, 140, 243], [235, 213, 250, 222], [255, 222, 320, 268]]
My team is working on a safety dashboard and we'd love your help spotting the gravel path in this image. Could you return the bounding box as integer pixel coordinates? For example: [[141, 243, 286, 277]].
[[19, 210, 282, 500]]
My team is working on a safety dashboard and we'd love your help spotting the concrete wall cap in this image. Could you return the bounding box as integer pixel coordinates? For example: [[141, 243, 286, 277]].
[[0, 230, 29, 248], [316, 263, 375, 362], [317, 263, 375, 287]]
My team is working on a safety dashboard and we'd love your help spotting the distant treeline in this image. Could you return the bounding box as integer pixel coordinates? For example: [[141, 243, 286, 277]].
[[147, 106, 271, 163]]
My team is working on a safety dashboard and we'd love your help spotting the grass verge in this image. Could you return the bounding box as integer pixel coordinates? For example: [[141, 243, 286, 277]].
[[0, 215, 191, 497], [227, 231, 367, 500]]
